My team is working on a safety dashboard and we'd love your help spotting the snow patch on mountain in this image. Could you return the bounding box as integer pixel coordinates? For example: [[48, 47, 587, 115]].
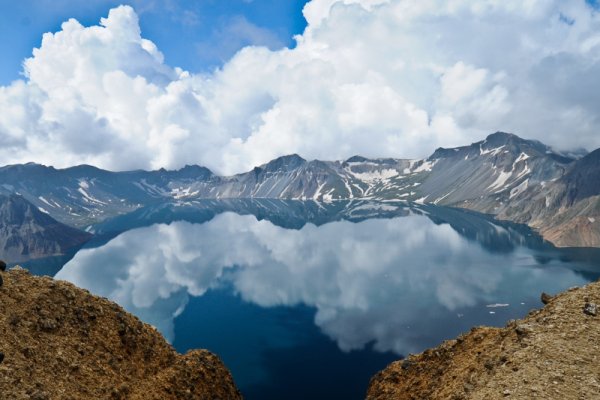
[[488, 170, 513, 191], [509, 179, 529, 199], [77, 187, 108, 205], [38, 196, 55, 208], [515, 152, 530, 163], [413, 160, 437, 173], [415, 196, 429, 204], [350, 169, 399, 182], [172, 187, 199, 199], [480, 145, 505, 156]]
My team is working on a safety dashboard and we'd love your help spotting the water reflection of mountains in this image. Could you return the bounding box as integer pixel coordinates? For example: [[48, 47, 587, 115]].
[[24, 200, 600, 276], [89, 199, 600, 267], [88, 199, 537, 248]]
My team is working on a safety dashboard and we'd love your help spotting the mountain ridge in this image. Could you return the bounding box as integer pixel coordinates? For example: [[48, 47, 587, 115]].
[[0, 132, 597, 247]]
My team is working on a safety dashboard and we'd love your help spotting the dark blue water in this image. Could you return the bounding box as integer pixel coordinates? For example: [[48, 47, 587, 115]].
[[32, 200, 600, 399]]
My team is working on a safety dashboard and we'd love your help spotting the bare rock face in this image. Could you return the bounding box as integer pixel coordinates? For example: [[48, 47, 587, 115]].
[[0, 267, 242, 400], [367, 281, 600, 400], [0, 195, 91, 262]]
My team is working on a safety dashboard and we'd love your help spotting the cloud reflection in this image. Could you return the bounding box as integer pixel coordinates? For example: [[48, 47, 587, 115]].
[[56, 212, 586, 353]]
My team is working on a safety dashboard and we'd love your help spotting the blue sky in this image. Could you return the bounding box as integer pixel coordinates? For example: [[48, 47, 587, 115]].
[[0, 0, 310, 85]]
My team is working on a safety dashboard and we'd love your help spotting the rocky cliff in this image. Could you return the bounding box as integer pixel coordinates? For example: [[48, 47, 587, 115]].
[[0, 194, 92, 262], [367, 280, 600, 399], [0, 267, 241, 400]]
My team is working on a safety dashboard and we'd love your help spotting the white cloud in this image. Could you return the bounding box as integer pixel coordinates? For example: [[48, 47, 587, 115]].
[[0, 1, 599, 174]]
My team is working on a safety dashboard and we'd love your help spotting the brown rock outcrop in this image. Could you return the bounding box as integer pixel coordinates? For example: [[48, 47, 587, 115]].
[[367, 281, 600, 399], [0, 267, 242, 399]]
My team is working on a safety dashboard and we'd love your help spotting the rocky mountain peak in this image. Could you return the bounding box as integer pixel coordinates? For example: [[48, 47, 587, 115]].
[[173, 165, 214, 180], [475, 132, 574, 164], [262, 154, 307, 172], [481, 131, 538, 153], [344, 156, 401, 167], [345, 155, 370, 163], [484, 131, 520, 144]]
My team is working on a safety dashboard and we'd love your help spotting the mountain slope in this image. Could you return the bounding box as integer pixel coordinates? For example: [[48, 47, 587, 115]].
[[490, 148, 600, 247], [0, 194, 92, 262], [416, 132, 573, 207]]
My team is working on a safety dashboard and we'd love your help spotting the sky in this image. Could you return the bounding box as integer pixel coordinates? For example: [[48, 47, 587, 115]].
[[0, 0, 599, 174], [0, 0, 310, 84]]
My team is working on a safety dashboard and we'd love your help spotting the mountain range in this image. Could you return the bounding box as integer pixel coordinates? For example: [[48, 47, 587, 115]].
[[0, 131, 598, 261]]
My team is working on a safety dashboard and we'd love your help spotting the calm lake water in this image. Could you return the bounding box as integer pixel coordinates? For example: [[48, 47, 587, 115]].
[[28, 200, 600, 399]]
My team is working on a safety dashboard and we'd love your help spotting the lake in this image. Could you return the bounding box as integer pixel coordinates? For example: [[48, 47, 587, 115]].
[[25, 200, 600, 399]]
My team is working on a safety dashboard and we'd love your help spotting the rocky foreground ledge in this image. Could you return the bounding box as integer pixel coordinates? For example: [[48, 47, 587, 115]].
[[367, 280, 600, 400], [0, 267, 242, 400]]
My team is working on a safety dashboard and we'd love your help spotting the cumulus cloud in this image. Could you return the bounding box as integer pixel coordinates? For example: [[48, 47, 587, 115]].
[[56, 212, 585, 352], [1, 1, 599, 173]]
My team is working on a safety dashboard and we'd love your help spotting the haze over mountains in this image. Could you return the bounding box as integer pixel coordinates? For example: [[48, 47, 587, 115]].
[[0, 132, 598, 259]]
